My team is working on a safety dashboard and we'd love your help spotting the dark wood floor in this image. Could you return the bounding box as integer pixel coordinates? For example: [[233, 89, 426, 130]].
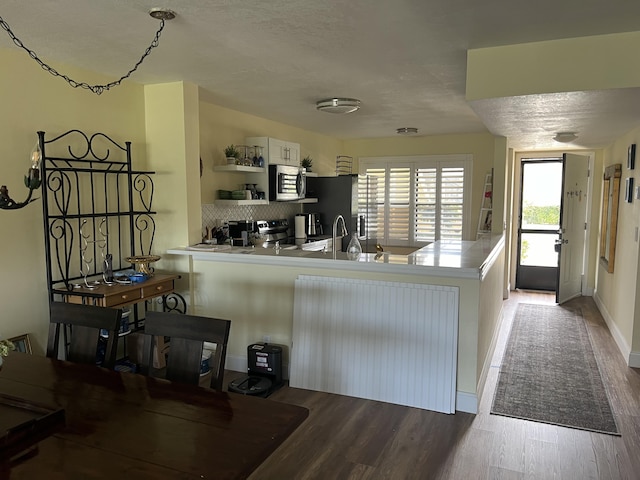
[[228, 292, 640, 479]]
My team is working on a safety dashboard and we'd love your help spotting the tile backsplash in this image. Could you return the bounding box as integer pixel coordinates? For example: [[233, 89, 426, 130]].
[[202, 203, 302, 235]]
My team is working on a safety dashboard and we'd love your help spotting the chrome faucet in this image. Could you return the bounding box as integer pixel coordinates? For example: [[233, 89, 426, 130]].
[[332, 214, 348, 259]]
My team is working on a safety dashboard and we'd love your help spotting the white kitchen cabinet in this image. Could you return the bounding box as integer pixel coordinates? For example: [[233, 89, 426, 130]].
[[246, 136, 300, 167]]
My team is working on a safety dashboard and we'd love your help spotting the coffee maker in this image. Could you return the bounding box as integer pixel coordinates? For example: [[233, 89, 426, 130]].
[[305, 213, 323, 237], [228, 220, 255, 246]]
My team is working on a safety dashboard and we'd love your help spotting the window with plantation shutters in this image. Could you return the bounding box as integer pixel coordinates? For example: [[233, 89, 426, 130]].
[[360, 155, 471, 246]]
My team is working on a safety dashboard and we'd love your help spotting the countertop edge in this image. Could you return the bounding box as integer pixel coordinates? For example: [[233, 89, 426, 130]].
[[478, 235, 505, 281], [166, 247, 491, 279]]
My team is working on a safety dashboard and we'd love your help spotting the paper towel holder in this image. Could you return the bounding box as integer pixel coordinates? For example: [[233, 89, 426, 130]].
[[295, 214, 308, 239]]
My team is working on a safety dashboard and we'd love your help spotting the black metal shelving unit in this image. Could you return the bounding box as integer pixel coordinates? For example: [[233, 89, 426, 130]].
[[38, 129, 185, 317]]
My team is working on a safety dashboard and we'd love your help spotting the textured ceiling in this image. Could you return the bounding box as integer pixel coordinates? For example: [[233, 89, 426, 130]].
[[2, 0, 640, 150]]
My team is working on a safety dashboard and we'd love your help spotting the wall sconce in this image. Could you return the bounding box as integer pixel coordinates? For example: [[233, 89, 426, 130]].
[[0, 142, 42, 210]]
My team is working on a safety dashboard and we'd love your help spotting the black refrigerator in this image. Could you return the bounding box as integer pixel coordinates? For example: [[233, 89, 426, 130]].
[[304, 174, 378, 253]]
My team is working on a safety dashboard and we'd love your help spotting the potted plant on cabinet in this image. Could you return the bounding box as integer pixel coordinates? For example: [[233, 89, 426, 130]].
[[301, 155, 313, 172], [224, 145, 240, 165]]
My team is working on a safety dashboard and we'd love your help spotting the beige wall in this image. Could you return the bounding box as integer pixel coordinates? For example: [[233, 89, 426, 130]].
[[144, 82, 201, 291], [477, 247, 506, 402], [0, 48, 146, 354], [467, 32, 640, 100], [199, 101, 344, 205], [594, 126, 640, 365]]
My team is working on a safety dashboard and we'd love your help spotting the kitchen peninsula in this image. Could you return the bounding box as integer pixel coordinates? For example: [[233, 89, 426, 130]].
[[168, 234, 505, 414]]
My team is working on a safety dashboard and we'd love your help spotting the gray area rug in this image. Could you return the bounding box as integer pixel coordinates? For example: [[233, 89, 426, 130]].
[[491, 303, 619, 435]]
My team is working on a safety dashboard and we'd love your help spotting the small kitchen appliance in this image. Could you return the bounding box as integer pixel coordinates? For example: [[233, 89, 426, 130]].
[[254, 218, 330, 249], [228, 220, 255, 246], [305, 212, 323, 237], [254, 219, 290, 247], [227, 343, 283, 397], [268, 164, 306, 201]]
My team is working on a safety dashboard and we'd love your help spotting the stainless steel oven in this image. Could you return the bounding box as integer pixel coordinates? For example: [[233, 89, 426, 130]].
[[268, 164, 306, 201]]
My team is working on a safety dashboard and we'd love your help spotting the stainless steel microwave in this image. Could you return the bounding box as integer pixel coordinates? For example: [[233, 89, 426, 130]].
[[268, 164, 306, 201]]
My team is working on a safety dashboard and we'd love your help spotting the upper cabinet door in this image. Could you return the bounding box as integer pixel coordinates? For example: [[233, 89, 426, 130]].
[[285, 142, 300, 166], [268, 138, 288, 165], [246, 136, 300, 166]]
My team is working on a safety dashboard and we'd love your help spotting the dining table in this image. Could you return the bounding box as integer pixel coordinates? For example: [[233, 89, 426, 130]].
[[0, 352, 309, 479]]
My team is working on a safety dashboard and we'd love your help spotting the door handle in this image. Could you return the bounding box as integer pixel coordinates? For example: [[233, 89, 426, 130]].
[[554, 239, 568, 253]]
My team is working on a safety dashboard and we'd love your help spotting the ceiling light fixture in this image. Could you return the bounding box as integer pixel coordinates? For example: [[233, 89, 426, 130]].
[[0, 8, 176, 94], [396, 127, 418, 135], [316, 98, 361, 114], [553, 132, 578, 143]]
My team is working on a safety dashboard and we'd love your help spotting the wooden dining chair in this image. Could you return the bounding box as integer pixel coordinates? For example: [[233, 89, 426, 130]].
[[47, 302, 123, 369], [140, 311, 231, 391]]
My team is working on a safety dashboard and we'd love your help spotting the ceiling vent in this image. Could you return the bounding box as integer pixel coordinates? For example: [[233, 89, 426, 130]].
[[396, 127, 418, 135]]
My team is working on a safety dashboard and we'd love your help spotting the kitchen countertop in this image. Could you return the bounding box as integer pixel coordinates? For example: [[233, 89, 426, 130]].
[[167, 234, 504, 280]]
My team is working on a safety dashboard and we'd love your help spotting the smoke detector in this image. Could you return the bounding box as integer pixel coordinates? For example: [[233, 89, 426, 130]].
[[553, 132, 578, 143]]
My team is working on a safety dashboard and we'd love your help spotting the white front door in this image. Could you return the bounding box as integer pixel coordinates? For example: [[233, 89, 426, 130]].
[[556, 153, 590, 304]]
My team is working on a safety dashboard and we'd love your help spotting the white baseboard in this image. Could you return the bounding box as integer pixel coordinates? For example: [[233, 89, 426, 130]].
[[230, 352, 481, 414], [629, 352, 640, 368], [593, 291, 636, 366], [231, 349, 480, 414], [456, 391, 478, 414], [226, 354, 247, 374], [475, 303, 505, 411]]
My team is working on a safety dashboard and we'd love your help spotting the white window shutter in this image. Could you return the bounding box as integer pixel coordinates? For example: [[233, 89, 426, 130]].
[[440, 166, 465, 240], [360, 155, 470, 245], [387, 167, 411, 244], [415, 167, 438, 242], [360, 169, 385, 241]]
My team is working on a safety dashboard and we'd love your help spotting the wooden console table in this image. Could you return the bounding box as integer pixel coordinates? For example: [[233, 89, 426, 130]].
[[60, 273, 180, 309]]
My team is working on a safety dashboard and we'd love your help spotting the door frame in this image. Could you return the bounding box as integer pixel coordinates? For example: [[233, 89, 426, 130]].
[[509, 151, 595, 295], [515, 157, 563, 291]]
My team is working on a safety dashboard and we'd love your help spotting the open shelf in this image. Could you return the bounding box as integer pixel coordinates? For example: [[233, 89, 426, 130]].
[[213, 165, 265, 173], [214, 199, 269, 206]]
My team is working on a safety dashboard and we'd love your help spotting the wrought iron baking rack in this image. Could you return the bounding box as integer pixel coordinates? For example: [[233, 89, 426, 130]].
[[38, 129, 185, 314]]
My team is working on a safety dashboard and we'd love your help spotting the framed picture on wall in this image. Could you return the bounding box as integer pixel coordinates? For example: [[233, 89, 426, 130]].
[[625, 177, 634, 203], [8, 334, 32, 354], [628, 144, 636, 170]]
